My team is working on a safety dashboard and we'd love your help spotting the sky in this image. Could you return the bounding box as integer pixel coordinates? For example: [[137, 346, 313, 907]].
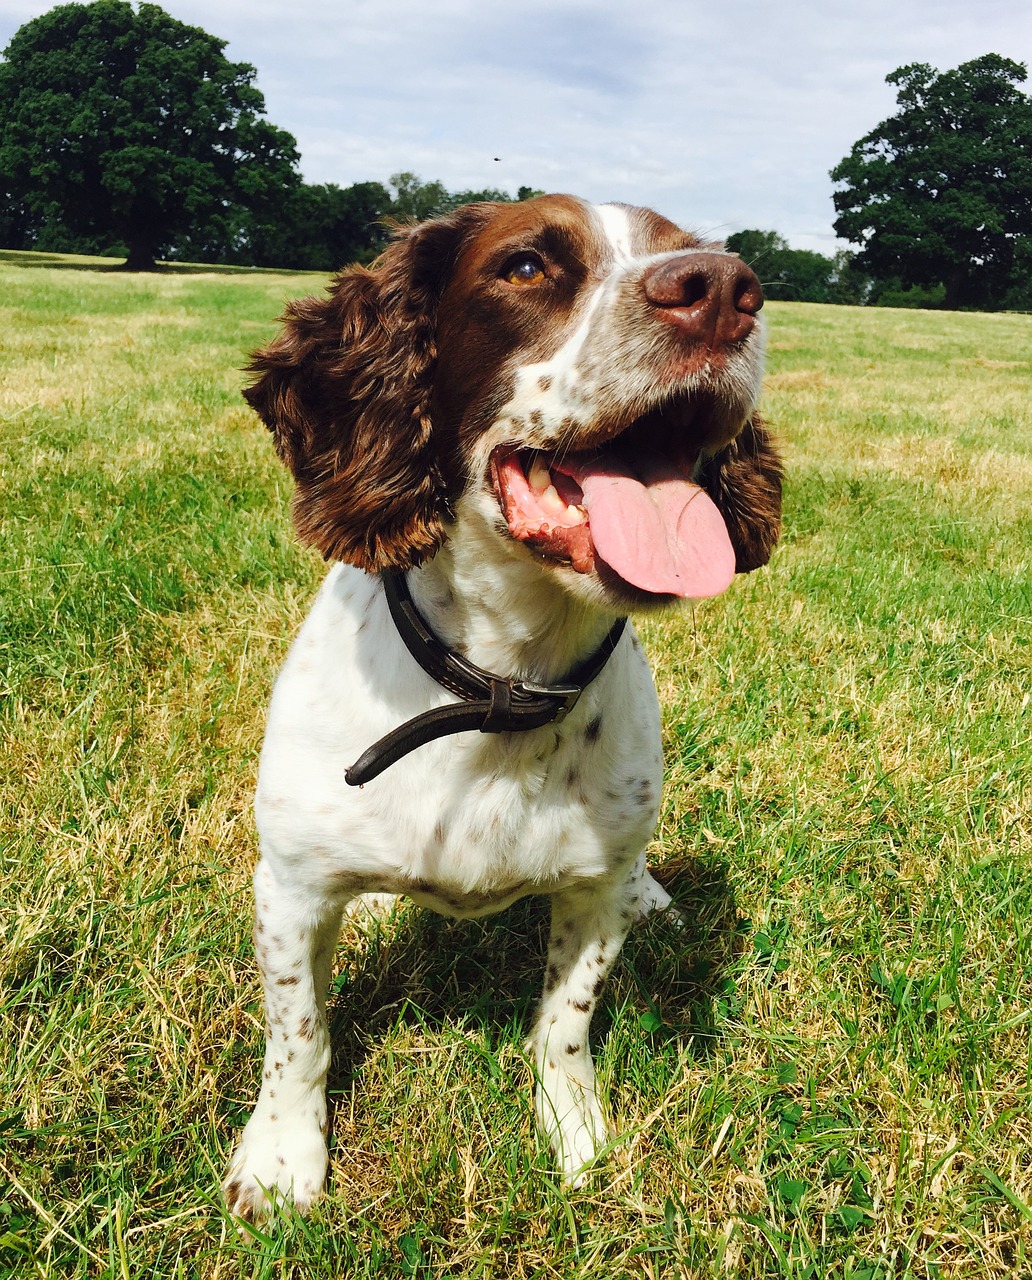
[[2, 0, 1031, 254]]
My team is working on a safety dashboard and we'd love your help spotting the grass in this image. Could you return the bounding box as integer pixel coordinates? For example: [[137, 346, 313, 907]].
[[1, 254, 1030, 1279]]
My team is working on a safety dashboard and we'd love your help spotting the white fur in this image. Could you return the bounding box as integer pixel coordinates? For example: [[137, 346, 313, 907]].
[[595, 202, 637, 265]]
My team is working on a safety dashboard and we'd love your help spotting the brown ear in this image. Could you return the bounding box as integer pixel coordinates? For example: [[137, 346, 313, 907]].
[[243, 213, 475, 571], [700, 415, 783, 572]]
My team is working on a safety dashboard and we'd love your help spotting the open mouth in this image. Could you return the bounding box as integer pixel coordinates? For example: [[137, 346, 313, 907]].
[[491, 399, 738, 599]]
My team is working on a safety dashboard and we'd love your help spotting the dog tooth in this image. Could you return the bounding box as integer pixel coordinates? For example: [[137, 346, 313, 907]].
[[528, 455, 552, 494], [540, 483, 569, 516], [566, 504, 586, 524]]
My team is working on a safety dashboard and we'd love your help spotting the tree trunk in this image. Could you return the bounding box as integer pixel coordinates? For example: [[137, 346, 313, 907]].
[[943, 269, 966, 310], [121, 235, 159, 272]]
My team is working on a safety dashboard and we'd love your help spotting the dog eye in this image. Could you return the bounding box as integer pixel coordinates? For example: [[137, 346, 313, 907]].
[[502, 254, 546, 286]]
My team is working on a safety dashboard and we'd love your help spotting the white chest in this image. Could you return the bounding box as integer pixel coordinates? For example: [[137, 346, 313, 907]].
[[255, 567, 665, 917]]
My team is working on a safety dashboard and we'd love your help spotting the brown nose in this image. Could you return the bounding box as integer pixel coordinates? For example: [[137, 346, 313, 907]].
[[643, 252, 763, 347]]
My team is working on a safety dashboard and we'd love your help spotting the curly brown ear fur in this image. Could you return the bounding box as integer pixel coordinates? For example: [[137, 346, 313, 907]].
[[243, 212, 480, 571], [700, 415, 783, 572]]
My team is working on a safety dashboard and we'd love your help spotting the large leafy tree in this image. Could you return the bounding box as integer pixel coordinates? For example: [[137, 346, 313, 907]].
[[0, 0, 300, 269], [831, 55, 1032, 309]]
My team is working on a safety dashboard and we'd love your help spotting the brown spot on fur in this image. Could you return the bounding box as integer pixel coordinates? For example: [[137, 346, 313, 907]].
[[584, 715, 603, 743], [593, 976, 605, 996], [566, 1043, 581, 1055], [572, 999, 591, 1012]]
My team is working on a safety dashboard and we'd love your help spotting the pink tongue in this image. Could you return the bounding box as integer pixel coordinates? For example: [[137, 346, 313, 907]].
[[563, 457, 736, 598]]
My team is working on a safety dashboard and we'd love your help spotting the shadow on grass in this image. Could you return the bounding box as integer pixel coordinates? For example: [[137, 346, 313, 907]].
[[0, 248, 319, 276], [323, 851, 744, 1101]]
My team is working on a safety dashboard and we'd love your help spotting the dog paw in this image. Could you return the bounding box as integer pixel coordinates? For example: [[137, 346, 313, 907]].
[[536, 1074, 607, 1185], [637, 871, 673, 916], [223, 1115, 329, 1222]]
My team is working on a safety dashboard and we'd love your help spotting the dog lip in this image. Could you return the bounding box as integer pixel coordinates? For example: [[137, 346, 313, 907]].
[[491, 447, 596, 574]]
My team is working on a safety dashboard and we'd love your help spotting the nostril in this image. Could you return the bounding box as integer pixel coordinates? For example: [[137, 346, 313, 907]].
[[680, 270, 709, 309], [733, 272, 764, 316], [644, 258, 714, 310]]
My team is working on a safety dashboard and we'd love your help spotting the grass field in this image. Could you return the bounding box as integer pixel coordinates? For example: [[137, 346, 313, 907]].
[[1, 250, 1030, 1279]]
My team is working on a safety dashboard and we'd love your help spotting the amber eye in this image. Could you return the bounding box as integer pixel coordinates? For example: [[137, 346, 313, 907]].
[[502, 253, 546, 286]]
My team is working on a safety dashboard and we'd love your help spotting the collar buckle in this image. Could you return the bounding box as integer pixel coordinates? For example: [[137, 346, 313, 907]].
[[512, 679, 582, 722]]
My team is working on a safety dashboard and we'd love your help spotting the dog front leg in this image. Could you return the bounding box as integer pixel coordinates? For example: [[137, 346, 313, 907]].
[[223, 858, 344, 1221], [530, 867, 643, 1184]]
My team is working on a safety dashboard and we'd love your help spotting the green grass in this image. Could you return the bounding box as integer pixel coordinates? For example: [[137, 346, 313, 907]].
[[1, 259, 1030, 1279]]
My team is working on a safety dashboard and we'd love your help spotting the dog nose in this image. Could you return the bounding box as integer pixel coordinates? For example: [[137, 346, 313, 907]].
[[643, 252, 763, 347]]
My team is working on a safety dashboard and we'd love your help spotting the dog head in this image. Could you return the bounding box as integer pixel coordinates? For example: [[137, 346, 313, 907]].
[[244, 195, 782, 606]]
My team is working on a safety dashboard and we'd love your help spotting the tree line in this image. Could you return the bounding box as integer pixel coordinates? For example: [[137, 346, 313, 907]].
[[2, 2, 1031, 308], [0, 1, 536, 271]]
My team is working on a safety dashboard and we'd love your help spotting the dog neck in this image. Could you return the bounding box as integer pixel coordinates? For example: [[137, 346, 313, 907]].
[[406, 489, 621, 686]]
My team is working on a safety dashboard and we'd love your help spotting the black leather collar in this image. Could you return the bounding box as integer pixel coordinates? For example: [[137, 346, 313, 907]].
[[344, 571, 627, 786]]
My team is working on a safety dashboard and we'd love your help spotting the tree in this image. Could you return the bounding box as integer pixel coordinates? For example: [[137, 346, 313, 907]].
[[831, 54, 1032, 309], [0, 0, 300, 269], [387, 172, 521, 222], [230, 180, 393, 271], [725, 230, 831, 302], [725, 229, 789, 270]]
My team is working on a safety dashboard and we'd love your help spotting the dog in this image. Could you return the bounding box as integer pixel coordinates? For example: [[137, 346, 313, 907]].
[[223, 195, 781, 1220]]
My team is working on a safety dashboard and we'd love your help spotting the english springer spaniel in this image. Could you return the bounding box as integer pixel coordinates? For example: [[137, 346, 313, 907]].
[[223, 195, 781, 1220]]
